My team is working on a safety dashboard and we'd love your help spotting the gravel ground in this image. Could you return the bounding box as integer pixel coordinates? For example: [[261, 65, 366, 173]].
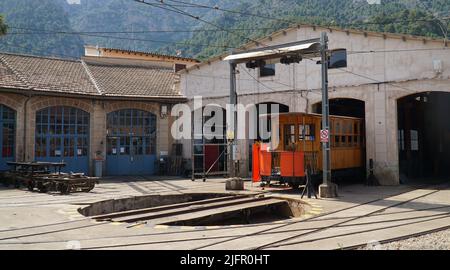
[[361, 229, 450, 250]]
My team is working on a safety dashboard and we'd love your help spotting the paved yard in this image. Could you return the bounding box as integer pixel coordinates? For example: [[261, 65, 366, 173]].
[[0, 177, 449, 250]]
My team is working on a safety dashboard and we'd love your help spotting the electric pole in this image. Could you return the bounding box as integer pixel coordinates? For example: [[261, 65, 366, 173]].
[[319, 32, 338, 198], [228, 62, 237, 178]]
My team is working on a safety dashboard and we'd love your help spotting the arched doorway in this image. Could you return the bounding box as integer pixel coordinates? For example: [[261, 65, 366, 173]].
[[35, 106, 89, 174], [106, 109, 157, 175], [397, 92, 450, 183], [313, 98, 366, 184], [192, 105, 227, 177], [312, 98, 365, 118], [0, 105, 15, 171]]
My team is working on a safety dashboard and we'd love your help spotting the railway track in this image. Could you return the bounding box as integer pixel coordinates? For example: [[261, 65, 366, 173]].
[[0, 183, 448, 250], [193, 183, 450, 250]]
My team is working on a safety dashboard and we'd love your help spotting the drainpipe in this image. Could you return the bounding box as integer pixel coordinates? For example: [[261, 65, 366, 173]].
[[22, 93, 32, 162]]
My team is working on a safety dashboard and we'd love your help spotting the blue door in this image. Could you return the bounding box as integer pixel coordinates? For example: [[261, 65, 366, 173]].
[[106, 109, 157, 176], [0, 105, 15, 171], [35, 107, 89, 174]]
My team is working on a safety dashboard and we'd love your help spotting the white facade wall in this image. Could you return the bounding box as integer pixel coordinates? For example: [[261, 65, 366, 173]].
[[179, 25, 450, 185]]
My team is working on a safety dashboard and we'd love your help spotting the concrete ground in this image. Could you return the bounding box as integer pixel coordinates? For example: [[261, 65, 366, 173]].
[[0, 176, 449, 250]]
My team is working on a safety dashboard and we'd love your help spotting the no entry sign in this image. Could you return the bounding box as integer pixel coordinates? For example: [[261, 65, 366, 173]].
[[320, 129, 329, 143]]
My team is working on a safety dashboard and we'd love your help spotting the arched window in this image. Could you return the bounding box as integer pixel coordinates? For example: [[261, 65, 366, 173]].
[[35, 106, 89, 174], [0, 105, 15, 170]]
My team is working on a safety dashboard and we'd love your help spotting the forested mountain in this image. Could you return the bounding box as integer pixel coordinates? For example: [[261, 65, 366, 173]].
[[0, 0, 448, 60], [160, 0, 450, 60], [0, 0, 84, 58]]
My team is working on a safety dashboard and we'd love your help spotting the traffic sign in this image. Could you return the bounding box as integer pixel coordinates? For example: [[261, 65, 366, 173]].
[[320, 129, 329, 143]]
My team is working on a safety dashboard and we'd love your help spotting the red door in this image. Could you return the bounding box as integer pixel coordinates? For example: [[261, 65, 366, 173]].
[[204, 145, 220, 172]]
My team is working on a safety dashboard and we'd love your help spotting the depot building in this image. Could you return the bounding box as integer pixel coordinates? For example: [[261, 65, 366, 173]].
[[0, 46, 199, 175], [179, 24, 450, 185]]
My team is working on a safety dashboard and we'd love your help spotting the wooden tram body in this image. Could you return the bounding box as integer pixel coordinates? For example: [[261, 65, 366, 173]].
[[252, 112, 365, 188]]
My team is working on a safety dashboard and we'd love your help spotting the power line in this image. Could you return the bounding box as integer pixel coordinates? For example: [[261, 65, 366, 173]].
[[165, 0, 450, 29], [415, 0, 449, 41], [240, 67, 292, 94], [134, 0, 272, 48], [9, 26, 279, 34], [165, 0, 297, 25], [4, 29, 237, 50]]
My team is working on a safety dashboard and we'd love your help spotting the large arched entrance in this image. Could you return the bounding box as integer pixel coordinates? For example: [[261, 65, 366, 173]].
[[0, 105, 15, 171], [106, 109, 157, 176], [35, 106, 89, 174], [312, 98, 365, 118], [192, 105, 227, 177], [397, 92, 450, 183], [313, 98, 366, 184]]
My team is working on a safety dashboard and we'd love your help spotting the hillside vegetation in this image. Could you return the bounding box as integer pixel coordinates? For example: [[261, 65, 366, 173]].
[[0, 0, 448, 59]]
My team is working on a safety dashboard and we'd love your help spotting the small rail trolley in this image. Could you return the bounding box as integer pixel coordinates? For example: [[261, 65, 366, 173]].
[[3, 162, 98, 194], [252, 112, 365, 188]]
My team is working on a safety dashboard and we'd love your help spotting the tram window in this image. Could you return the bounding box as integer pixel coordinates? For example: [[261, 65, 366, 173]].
[[284, 124, 296, 148], [354, 136, 359, 147], [347, 122, 353, 134], [335, 136, 340, 147], [348, 136, 353, 145], [299, 124, 315, 141], [335, 121, 341, 134], [341, 136, 346, 146]]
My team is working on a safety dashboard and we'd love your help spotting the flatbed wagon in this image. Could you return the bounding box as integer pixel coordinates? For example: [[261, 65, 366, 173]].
[[3, 161, 98, 194]]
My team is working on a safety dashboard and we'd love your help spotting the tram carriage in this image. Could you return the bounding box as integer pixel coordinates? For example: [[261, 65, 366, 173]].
[[252, 112, 365, 188]]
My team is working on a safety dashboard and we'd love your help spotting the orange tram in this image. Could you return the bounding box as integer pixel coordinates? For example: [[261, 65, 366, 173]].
[[252, 112, 365, 188]]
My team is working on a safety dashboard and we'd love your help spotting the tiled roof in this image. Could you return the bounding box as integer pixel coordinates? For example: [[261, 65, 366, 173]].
[[0, 53, 98, 95], [0, 53, 183, 99], [83, 57, 180, 97]]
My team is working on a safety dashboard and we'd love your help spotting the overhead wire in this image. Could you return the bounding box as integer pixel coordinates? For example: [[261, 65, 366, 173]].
[[135, 0, 271, 48], [165, 0, 450, 30], [4, 29, 236, 50]]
